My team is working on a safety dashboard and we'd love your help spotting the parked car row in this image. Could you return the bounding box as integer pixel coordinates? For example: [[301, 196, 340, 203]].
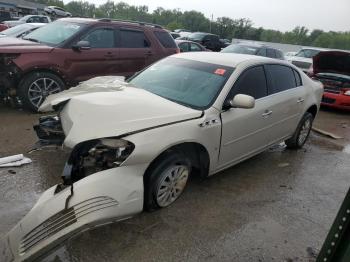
[[0, 18, 349, 112]]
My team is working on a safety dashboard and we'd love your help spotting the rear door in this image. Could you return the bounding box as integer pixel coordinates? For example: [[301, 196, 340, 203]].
[[63, 26, 118, 82], [264, 64, 306, 143], [117, 27, 153, 77], [219, 65, 273, 168]]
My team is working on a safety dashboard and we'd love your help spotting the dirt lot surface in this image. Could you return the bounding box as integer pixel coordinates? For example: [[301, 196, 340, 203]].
[[0, 104, 349, 262]]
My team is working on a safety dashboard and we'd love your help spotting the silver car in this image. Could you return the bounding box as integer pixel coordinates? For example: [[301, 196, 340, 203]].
[[44, 6, 72, 17], [0, 23, 45, 38], [2, 53, 323, 261]]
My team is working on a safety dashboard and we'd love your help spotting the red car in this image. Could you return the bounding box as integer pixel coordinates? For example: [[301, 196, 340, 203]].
[[310, 51, 350, 111], [0, 23, 9, 32], [0, 18, 179, 111]]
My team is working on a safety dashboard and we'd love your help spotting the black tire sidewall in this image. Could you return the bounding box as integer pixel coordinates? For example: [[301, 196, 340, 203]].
[[286, 112, 313, 149], [18, 72, 65, 112], [144, 152, 191, 211]]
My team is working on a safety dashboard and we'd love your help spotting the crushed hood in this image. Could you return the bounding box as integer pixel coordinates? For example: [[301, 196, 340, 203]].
[[40, 76, 203, 147], [313, 51, 350, 76], [0, 37, 53, 53]]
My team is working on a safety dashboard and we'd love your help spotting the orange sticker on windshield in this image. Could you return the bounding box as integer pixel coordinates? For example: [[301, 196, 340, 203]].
[[214, 68, 226, 75]]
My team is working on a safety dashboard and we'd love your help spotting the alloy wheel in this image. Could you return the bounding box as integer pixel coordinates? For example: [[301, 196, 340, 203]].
[[156, 165, 189, 207], [298, 118, 312, 146], [27, 78, 61, 109]]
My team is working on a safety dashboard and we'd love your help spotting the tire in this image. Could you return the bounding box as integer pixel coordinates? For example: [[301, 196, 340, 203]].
[[18, 72, 65, 112], [144, 152, 191, 211], [285, 112, 314, 149]]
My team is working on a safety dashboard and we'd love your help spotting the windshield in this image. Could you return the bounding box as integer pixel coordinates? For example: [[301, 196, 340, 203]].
[[221, 44, 259, 55], [19, 16, 30, 21], [23, 21, 84, 46], [296, 49, 321, 58], [188, 33, 206, 41], [129, 57, 234, 109], [0, 24, 32, 36]]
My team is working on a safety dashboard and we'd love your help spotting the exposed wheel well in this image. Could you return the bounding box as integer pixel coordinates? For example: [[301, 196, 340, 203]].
[[306, 104, 318, 118], [144, 142, 210, 182]]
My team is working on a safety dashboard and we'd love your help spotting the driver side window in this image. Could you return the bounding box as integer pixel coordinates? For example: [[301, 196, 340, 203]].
[[81, 28, 115, 48], [227, 66, 268, 100]]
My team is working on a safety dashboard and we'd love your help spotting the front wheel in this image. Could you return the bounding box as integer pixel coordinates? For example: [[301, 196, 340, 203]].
[[285, 112, 314, 149], [144, 153, 191, 211], [18, 72, 65, 112]]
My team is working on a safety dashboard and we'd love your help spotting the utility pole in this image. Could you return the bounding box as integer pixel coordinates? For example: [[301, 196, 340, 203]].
[[209, 14, 213, 33]]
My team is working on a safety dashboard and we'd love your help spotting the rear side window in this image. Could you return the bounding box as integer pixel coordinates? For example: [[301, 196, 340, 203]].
[[266, 49, 276, 58], [119, 29, 150, 48], [39, 17, 49, 23], [275, 50, 284, 59], [256, 48, 266, 57], [154, 31, 177, 48], [293, 69, 303, 86], [190, 43, 202, 51], [228, 66, 268, 100], [265, 64, 296, 93], [178, 42, 189, 52]]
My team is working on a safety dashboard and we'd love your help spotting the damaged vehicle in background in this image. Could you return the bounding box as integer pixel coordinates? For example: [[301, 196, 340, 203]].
[[309, 51, 350, 110], [1, 53, 323, 261], [287, 47, 326, 72], [0, 18, 178, 112]]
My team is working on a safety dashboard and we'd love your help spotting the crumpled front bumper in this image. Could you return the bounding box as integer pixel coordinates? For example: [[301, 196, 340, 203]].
[[1, 164, 146, 262]]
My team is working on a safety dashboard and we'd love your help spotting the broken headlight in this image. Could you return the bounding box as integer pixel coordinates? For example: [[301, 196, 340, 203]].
[[65, 138, 135, 184]]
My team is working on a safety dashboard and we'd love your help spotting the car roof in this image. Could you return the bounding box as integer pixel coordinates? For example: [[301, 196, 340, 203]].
[[173, 52, 280, 67], [58, 18, 163, 29]]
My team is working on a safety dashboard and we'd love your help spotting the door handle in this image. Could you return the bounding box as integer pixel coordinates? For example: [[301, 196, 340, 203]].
[[104, 52, 114, 58], [262, 110, 272, 118], [297, 98, 305, 103], [145, 51, 153, 56]]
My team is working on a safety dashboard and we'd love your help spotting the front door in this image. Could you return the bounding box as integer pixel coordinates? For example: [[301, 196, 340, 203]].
[[219, 65, 274, 169], [62, 27, 119, 83]]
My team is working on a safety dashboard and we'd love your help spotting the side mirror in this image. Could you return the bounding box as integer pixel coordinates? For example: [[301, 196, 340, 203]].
[[229, 94, 255, 109], [72, 40, 91, 51]]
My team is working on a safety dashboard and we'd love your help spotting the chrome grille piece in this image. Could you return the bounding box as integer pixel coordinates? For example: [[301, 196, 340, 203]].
[[20, 196, 118, 254]]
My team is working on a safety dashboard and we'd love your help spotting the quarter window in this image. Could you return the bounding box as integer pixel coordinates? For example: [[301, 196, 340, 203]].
[[119, 29, 150, 48], [82, 28, 114, 48], [265, 64, 296, 93], [228, 66, 268, 100]]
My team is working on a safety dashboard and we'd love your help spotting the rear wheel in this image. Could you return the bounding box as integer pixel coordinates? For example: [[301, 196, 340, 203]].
[[144, 153, 191, 211], [285, 112, 313, 149], [18, 72, 65, 112]]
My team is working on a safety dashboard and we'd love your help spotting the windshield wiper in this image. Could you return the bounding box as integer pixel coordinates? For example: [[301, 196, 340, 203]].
[[23, 37, 39, 43]]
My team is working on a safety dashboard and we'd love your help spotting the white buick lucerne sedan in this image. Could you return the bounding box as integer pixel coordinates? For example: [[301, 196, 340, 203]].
[[3, 53, 323, 261]]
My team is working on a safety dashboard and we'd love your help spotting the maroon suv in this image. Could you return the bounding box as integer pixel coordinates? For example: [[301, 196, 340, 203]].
[[0, 18, 179, 111]]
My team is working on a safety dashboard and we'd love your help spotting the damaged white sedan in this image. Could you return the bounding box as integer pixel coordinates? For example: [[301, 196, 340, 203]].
[[2, 53, 323, 261]]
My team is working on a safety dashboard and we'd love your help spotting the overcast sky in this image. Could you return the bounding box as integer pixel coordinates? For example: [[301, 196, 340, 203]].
[[63, 0, 350, 32]]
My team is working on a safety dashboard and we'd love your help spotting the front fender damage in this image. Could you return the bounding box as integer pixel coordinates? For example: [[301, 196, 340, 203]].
[[2, 164, 146, 262]]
